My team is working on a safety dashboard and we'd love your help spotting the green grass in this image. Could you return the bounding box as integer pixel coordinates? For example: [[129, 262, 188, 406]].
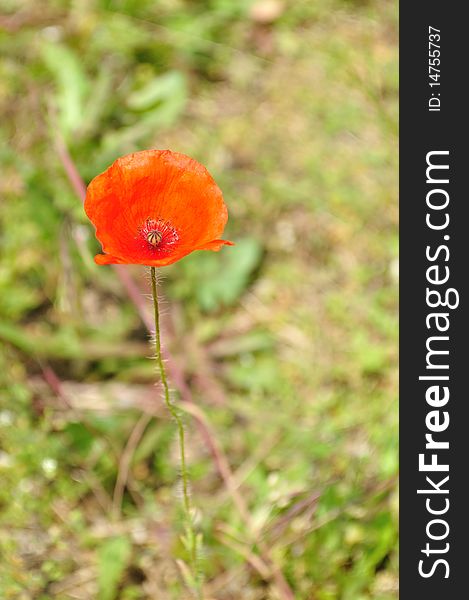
[[0, 1, 398, 598]]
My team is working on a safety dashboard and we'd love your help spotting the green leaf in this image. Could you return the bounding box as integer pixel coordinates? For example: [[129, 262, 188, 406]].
[[227, 355, 280, 392], [97, 536, 132, 600], [199, 238, 262, 310], [126, 70, 187, 129], [98, 71, 188, 154], [127, 71, 187, 111], [41, 42, 90, 137], [64, 422, 95, 456], [173, 237, 263, 311]]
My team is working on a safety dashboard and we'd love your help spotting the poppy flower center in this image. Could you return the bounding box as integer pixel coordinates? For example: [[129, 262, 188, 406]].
[[146, 230, 163, 246], [138, 218, 179, 252]]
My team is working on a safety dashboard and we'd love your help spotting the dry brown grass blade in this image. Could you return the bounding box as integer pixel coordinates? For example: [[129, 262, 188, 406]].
[[112, 411, 153, 518], [214, 531, 272, 581], [55, 136, 87, 201]]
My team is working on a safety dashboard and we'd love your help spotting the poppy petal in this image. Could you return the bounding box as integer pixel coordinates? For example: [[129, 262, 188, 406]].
[[94, 253, 128, 265], [196, 239, 235, 251], [85, 150, 232, 266]]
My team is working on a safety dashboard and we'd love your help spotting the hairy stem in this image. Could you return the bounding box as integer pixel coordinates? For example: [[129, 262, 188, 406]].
[[150, 267, 201, 598]]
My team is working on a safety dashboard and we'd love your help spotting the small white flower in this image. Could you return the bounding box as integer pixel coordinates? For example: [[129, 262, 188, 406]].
[[41, 458, 58, 477], [0, 451, 13, 469], [0, 411, 13, 426]]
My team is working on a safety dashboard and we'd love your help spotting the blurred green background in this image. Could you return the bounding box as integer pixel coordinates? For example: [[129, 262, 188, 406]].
[[0, 0, 398, 598]]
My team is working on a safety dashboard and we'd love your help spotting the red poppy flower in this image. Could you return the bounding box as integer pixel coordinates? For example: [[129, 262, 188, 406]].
[[84, 149, 233, 266]]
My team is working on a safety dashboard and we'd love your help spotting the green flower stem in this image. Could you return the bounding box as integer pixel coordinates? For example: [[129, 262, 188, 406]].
[[150, 267, 201, 598]]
